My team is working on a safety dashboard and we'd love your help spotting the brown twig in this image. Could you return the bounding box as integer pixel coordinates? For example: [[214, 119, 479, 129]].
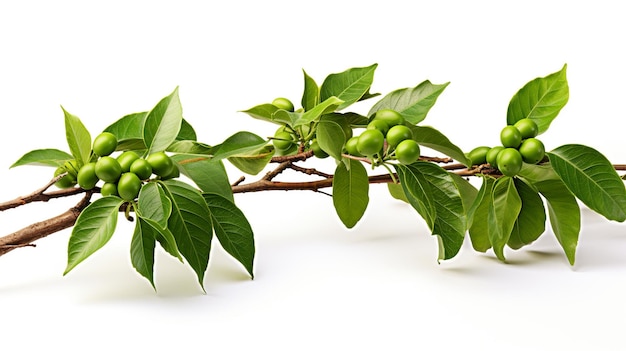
[[262, 161, 292, 181], [453, 164, 499, 177], [232, 174, 394, 193], [270, 150, 314, 163], [420, 156, 453, 163], [232, 176, 246, 187], [0, 174, 86, 212], [442, 163, 469, 171], [0, 192, 93, 256], [288, 164, 333, 178]]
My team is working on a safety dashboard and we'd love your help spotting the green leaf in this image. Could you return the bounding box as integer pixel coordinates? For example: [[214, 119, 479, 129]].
[[488, 176, 522, 261], [449, 173, 479, 220], [161, 180, 213, 289], [320, 113, 358, 136], [410, 126, 471, 165], [227, 146, 274, 176], [316, 119, 346, 161], [143, 87, 183, 154], [358, 88, 381, 102], [135, 183, 181, 261], [167, 140, 213, 155], [396, 162, 466, 260], [240, 103, 279, 125], [204, 193, 255, 277], [368, 80, 449, 124], [548, 144, 626, 222], [64, 196, 124, 275], [273, 96, 343, 127], [173, 155, 234, 202], [271, 110, 301, 126], [395, 164, 436, 230], [131, 218, 157, 289], [535, 179, 580, 265], [320, 64, 377, 110], [137, 182, 172, 229], [518, 162, 560, 183], [104, 112, 147, 150], [506, 64, 569, 134], [468, 176, 496, 252], [508, 178, 546, 250], [212, 132, 269, 161], [177, 119, 197, 141], [332, 159, 369, 228], [11, 149, 73, 168], [341, 112, 370, 127], [301, 69, 319, 111], [105, 112, 196, 151], [136, 214, 182, 262], [62, 106, 92, 167], [387, 182, 408, 203]]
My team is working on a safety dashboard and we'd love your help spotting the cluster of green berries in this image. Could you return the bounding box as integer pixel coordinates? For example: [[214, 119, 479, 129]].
[[268, 99, 420, 164], [270, 97, 333, 159], [468, 118, 545, 177], [54, 132, 179, 201], [272, 123, 332, 159], [344, 109, 421, 165]]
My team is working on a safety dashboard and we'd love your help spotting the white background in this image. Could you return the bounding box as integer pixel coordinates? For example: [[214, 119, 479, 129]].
[[1, 1, 626, 350]]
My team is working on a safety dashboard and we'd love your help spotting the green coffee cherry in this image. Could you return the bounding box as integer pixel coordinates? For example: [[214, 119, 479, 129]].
[[367, 120, 389, 136], [272, 97, 295, 112], [130, 158, 153, 180], [117, 151, 140, 173], [356, 129, 384, 156], [311, 140, 329, 159], [100, 182, 118, 197], [496, 148, 523, 177], [77, 162, 98, 190], [519, 138, 545, 164], [386, 125, 413, 149], [486, 146, 505, 167], [500, 125, 522, 148], [468, 146, 491, 166], [146, 152, 174, 177], [117, 173, 142, 201], [373, 109, 404, 127], [273, 130, 295, 151], [95, 156, 122, 183], [345, 136, 361, 156], [514, 119, 539, 139], [93, 132, 118, 157], [54, 167, 76, 189], [395, 139, 421, 165]]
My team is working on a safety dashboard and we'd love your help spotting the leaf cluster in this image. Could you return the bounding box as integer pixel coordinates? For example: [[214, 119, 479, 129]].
[[14, 88, 255, 290]]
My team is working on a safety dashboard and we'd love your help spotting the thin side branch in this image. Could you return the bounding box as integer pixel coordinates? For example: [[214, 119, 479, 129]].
[[270, 150, 314, 163], [420, 156, 453, 163], [231, 176, 246, 186], [0, 176, 86, 211], [262, 161, 292, 181], [288, 164, 332, 178]]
